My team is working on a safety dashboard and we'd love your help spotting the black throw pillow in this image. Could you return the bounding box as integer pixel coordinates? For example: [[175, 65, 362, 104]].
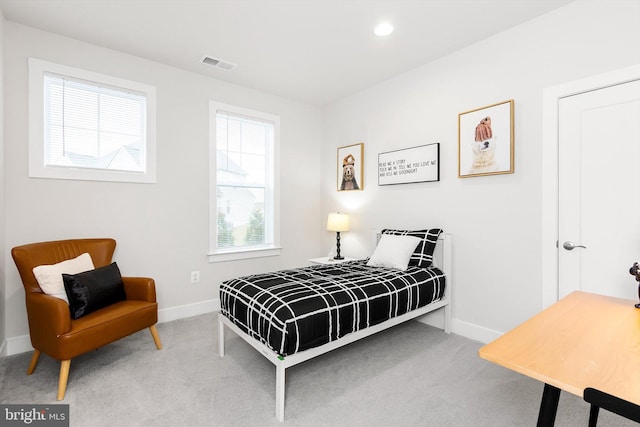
[[381, 228, 442, 268], [63, 262, 126, 320]]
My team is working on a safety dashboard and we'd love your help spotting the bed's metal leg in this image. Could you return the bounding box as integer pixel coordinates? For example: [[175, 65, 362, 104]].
[[275, 363, 285, 422], [444, 302, 452, 334], [218, 314, 225, 357]]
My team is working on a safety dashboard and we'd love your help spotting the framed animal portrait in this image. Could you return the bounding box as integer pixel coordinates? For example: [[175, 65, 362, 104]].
[[458, 99, 514, 178], [337, 143, 364, 191]]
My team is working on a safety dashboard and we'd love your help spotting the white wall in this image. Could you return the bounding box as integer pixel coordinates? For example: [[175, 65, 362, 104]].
[[322, 0, 640, 341], [3, 22, 324, 351], [0, 9, 5, 354], [3, 0, 639, 353]]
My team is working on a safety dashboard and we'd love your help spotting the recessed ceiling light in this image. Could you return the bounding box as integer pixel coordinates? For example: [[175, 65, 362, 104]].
[[374, 22, 394, 37]]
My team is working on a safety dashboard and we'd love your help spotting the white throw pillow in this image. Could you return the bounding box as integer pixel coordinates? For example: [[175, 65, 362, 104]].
[[366, 234, 421, 271], [32, 253, 95, 303]]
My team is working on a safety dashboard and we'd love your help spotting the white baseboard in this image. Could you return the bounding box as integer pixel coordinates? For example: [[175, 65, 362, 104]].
[[414, 312, 502, 344], [451, 318, 502, 344], [157, 298, 220, 323], [415, 310, 446, 329], [1, 298, 222, 357], [3, 334, 33, 356]]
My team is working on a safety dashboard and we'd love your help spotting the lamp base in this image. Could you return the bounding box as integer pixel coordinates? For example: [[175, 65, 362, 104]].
[[334, 232, 344, 260]]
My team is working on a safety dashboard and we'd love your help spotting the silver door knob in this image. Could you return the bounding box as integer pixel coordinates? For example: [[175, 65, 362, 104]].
[[563, 241, 586, 250]]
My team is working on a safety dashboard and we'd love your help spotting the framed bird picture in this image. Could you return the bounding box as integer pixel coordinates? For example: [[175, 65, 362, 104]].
[[337, 143, 364, 191], [458, 99, 514, 178]]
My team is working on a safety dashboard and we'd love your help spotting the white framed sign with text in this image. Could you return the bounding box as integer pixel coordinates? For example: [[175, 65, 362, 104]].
[[378, 143, 440, 186]]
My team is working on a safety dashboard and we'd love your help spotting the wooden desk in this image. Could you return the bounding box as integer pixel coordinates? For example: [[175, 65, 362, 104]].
[[479, 291, 640, 426]]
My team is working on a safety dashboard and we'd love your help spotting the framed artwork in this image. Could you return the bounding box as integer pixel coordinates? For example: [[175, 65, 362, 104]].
[[337, 143, 364, 191], [458, 99, 514, 178], [378, 143, 439, 186]]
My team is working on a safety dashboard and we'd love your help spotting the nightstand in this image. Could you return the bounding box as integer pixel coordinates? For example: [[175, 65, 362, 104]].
[[309, 256, 357, 265]]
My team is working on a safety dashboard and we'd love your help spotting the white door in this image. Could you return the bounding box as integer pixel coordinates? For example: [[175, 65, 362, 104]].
[[558, 79, 640, 300]]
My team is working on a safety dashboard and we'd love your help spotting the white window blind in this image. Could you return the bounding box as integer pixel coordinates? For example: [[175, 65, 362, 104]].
[[209, 101, 280, 261], [44, 73, 146, 172], [216, 111, 273, 249], [29, 58, 156, 183]]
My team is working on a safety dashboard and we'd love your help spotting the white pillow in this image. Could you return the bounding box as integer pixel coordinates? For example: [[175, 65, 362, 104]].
[[366, 234, 421, 271], [32, 253, 95, 303]]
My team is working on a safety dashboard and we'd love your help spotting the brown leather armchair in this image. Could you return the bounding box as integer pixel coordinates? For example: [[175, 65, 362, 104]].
[[11, 238, 162, 400]]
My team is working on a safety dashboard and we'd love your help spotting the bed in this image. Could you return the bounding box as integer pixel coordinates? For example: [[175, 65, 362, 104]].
[[218, 230, 451, 421]]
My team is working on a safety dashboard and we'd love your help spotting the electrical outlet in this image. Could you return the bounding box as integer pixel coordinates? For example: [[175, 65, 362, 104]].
[[190, 271, 200, 283]]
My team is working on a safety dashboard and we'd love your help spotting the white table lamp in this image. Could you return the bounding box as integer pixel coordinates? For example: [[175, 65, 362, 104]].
[[327, 212, 349, 260]]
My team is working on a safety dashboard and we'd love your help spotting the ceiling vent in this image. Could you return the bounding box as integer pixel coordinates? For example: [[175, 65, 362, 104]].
[[201, 56, 236, 71]]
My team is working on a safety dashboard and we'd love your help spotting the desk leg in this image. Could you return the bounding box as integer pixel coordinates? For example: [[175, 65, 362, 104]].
[[537, 383, 561, 427]]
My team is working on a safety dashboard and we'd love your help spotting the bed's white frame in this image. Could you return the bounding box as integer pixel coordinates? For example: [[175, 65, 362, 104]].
[[218, 233, 452, 422]]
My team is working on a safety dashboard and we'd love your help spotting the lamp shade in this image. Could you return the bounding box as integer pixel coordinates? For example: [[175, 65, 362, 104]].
[[327, 213, 349, 232]]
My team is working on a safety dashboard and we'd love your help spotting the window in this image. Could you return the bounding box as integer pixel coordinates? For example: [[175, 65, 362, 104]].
[[209, 101, 280, 262], [29, 58, 156, 183]]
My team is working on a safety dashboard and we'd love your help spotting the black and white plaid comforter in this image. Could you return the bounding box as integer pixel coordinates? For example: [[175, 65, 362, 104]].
[[220, 260, 446, 356]]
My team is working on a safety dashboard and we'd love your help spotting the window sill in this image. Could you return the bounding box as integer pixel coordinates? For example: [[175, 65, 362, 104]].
[[208, 246, 282, 263], [29, 165, 156, 184]]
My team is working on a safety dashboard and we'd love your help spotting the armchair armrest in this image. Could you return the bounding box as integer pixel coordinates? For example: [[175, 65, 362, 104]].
[[26, 293, 71, 338], [122, 277, 157, 303]]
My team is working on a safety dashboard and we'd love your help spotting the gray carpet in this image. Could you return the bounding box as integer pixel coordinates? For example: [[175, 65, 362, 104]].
[[0, 313, 636, 426]]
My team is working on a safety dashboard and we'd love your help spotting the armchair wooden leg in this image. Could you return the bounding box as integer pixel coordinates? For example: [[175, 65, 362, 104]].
[[57, 360, 71, 401], [149, 325, 163, 350], [26, 350, 41, 375]]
